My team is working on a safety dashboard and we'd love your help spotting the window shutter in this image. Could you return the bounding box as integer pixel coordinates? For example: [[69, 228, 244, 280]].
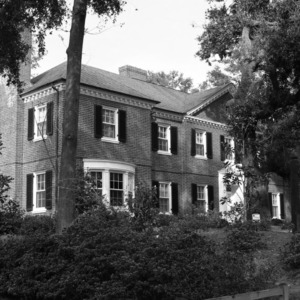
[[268, 193, 273, 217], [207, 185, 214, 210], [26, 173, 34, 211], [118, 110, 126, 143], [46, 102, 53, 136], [220, 135, 225, 161], [28, 108, 34, 141], [151, 123, 158, 152], [45, 170, 53, 210], [152, 181, 159, 208], [280, 193, 285, 219], [191, 129, 196, 156], [191, 183, 197, 205], [172, 183, 179, 215], [170, 126, 178, 155], [206, 132, 213, 159], [94, 105, 103, 138]]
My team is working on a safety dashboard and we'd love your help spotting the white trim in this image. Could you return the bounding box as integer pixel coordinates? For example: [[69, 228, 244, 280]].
[[185, 115, 228, 130], [196, 184, 208, 212], [195, 130, 207, 159], [33, 104, 47, 142], [157, 123, 171, 154], [83, 159, 135, 173], [101, 106, 119, 143]]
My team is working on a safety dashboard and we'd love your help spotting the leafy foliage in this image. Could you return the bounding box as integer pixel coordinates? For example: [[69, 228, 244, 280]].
[[0, 204, 273, 300], [281, 234, 300, 270], [147, 70, 194, 93]]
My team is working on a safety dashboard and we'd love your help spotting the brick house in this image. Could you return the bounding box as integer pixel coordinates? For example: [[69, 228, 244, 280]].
[[0, 62, 290, 219]]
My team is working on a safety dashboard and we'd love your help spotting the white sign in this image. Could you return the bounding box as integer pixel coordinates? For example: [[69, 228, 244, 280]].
[[252, 213, 261, 222]]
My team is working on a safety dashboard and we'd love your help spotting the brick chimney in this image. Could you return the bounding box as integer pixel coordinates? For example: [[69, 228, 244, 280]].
[[19, 29, 32, 87], [119, 65, 148, 81]]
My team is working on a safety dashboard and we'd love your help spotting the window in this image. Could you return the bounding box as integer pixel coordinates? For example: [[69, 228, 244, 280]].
[[272, 193, 279, 218], [27, 102, 53, 141], [197, 185, 207, 212], [36, 106, 47, 139], [94, 105, 126, 143], [225, 137, 234, 161], [110, 173, 123, 206], [191, 129, 213, 159], [158, 125, 170, 152], [102, 108, 117, 139], [196, 131, 205, 157], [90, 171, 102, 195], [159, 182, 171, 213], [151, 123, 178, 155], [83, 159, 135, 207], [26, 170, 53, 213], [36, 173, 46, 208]]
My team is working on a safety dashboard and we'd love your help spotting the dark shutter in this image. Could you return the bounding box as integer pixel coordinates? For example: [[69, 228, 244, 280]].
[[280, 193, 285, 219], [152, 181, 160, 208], [118, 110, 126, 143], [220, 135, 225, 161], [151, 123, 158, 152], [206, 132, 213, 159], [268, 193, 273, 217], [94, 105, 103, 138], [46, 102, 53, 136], [28, 108, 34, 141], [172, 183, 179, 215], [191, 129, 196, 156], [208, 185, 214, 210], [170, 126, 178, 155], [45, 170, 53, 210], [191, 183, 197, 205], [26, 173, 34, 211]]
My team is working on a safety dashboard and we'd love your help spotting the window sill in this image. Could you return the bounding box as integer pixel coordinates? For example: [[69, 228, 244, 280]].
[[101, 137, 120, 144], [33, 136, 47, 142], [32, 208, 47, 214], [195, 155, 207, 160], [157, 150, 172, 156]]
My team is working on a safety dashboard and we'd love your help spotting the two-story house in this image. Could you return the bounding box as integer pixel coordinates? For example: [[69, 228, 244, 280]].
[[0, 62, 290, 219]]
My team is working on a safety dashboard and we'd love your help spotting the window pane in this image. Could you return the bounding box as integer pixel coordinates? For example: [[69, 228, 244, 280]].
[[159, 198, 169, 213], [110, 173, 123, 206], [37, 174, 45, 191], [36, 191, 46, 208], [158, 139, 168, 151], [196, 132, 205, 156], [197, 186, 205, 200], [110, 190, 123, 206], [103, 124, 115, 138], [272, 206, 278, 218], [90, 172, 102, 189], [196, 144, 204, 156], [158, 126, 169, 151], [36, 107, 47, 138], [102, 109, 116, 138]]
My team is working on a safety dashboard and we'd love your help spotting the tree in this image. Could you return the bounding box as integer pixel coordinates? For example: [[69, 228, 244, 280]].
[[147, 70, 193, 93], [0, 0, 125, 232], [197, 0, 300, 224]]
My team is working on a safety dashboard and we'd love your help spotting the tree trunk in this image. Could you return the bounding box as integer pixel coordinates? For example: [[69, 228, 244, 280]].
[[56, 0, 88, 233]]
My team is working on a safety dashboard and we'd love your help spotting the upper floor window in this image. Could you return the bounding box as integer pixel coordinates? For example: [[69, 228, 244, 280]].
[[191, 129, 212, 159], [220, 135, 234, 162], [196, 131, 206, 157], [27, 102, 53, 141], [151, 123, 178, 155], [94, 105, 126, 143]]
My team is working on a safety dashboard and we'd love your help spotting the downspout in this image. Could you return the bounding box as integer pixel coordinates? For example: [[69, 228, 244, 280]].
[[52, 85, 59, 207]]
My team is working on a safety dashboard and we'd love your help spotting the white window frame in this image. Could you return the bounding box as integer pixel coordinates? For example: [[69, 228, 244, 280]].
[[101, 106, 119, 143], [272, 193, 281, 219], [83, 159, 135, 208], [224, 137, 235, 162], [89, 171, 103, 196], [159, 181, 172, 214], [34, 104, 47, 142], [195, 131, 206, 159], [32, 171, 47, 213], [196, 185, 208, 212], [158, 124, 171, 155]]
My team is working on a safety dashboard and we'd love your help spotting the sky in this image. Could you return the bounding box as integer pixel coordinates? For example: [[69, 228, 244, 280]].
[[35, 0, 213, 88]]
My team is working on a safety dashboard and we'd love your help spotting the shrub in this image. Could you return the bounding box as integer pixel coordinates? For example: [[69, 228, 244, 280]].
[[0, 198, 24, 234], [225, 227, 266, 253], [281, 234, 300, 269], [0, 206, 273, 300], [230, 219, 271, 231], [271, 218, 284, 226], [19, 214, 56, 236]]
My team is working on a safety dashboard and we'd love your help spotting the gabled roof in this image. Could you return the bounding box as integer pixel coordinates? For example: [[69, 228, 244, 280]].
[[24, 62, 233, 114]]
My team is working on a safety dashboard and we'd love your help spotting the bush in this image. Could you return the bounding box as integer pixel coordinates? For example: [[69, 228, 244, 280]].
[[281, 234, 300, 269], [0, 204, 274, 300], [230, 219, 271, 231], [271, 218, 284, 226], [19, 214, 56, 236], [0, 198, 24, 234], [225, 227, 266, 253]]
